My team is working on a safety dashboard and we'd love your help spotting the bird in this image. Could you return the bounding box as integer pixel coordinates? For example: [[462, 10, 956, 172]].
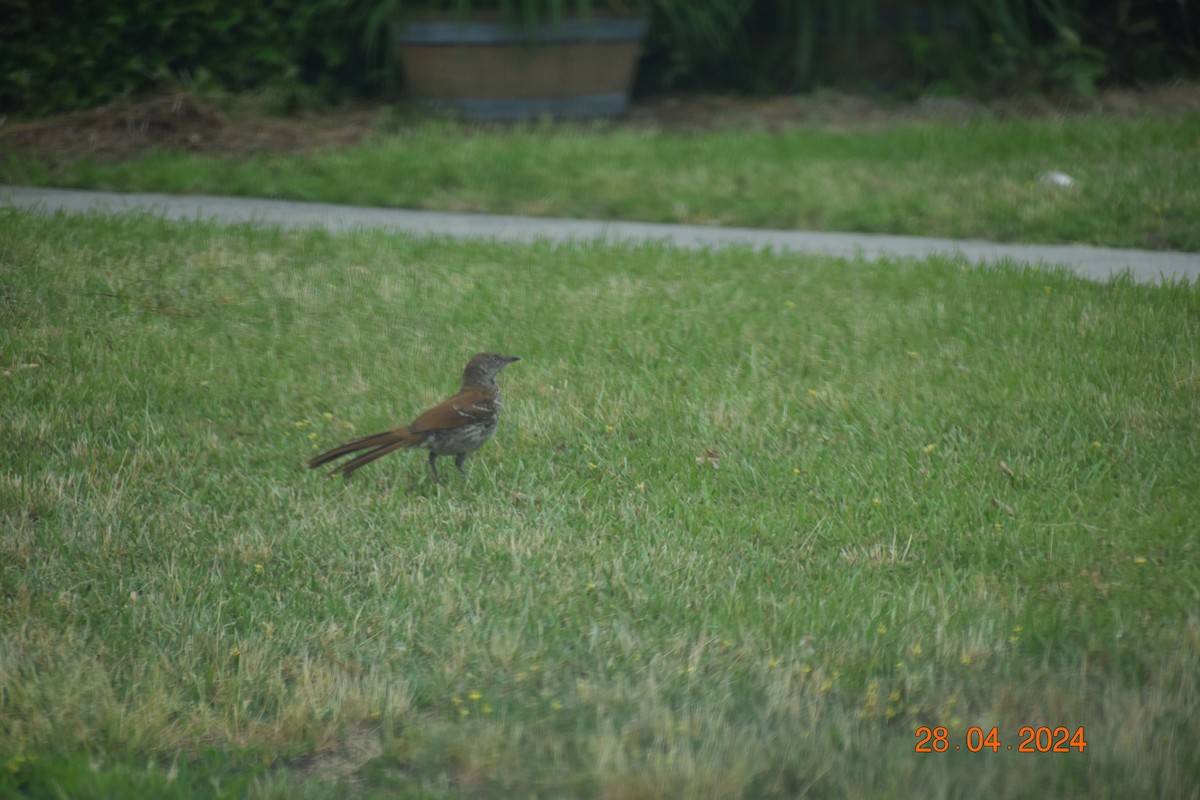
[[308, 352, 520, 480]]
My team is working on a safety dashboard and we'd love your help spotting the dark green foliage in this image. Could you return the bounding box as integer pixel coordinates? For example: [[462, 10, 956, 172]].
[[961, 0, 1200, 95], [638, 0, 1200, 95], [0, 0, 389, 116], [2, 0, 1198, 117]]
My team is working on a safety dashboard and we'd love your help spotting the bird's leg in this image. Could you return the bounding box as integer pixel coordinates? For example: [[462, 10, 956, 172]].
[[454, 454, 468, 477], [427, 452, 440, 482]]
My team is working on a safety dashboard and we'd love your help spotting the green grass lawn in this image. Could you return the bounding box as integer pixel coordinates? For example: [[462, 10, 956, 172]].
[[4, 112, 1199, 251], [2, 209, 1198, 797]]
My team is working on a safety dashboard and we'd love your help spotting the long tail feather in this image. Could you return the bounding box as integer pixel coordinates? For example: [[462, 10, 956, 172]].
[[307, 428, 421, 476], [307, 431, 398, 468], [329, 440, 412, 477]]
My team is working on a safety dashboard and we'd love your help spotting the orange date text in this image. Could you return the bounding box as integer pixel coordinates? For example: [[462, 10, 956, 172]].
[[915, 726, 1086, 753]]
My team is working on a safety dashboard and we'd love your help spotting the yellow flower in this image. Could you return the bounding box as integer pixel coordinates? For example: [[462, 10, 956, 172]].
[[1133, 556, 1148, 565], [923, 444, 935, 453], [872, 497, 882, 506], [323, 412, 333, 421], [876, 624, 887, 635], [468, 691, 482, 701]]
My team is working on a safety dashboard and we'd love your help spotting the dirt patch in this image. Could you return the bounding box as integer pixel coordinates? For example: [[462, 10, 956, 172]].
[[288, 728, 384, 786], [0, 92, 379, 162], [3, 83, 1198, 162]]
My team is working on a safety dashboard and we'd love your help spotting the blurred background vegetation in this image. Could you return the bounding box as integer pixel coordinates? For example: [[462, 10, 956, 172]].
[[2, 0, 1198, 117]]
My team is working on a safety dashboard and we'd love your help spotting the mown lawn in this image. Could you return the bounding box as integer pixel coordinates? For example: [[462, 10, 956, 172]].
[[3, 110, 1199, 251], [1, 210, 1198, 797]]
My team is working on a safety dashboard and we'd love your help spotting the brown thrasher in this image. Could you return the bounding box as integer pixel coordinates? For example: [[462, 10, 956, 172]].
[[308, 353, 519, 480]]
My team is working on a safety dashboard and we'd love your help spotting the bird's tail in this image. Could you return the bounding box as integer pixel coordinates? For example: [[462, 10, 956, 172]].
[[307, 428, 423, 477]]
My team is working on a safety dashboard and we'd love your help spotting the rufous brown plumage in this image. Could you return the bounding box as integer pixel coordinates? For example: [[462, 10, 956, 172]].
[[308, 352, 519, 479]]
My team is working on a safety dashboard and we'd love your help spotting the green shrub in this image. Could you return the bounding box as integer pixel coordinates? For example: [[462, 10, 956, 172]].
[[3, 0, 1198, 117], [0, 0, 386, 116], [638, 0, 1199, 95]]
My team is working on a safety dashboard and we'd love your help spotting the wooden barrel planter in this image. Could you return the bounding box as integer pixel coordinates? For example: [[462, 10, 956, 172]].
[[392, 13, 648, 121]]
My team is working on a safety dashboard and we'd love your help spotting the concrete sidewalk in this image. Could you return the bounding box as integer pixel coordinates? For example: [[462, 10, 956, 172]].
[[5, 185, 1199, 285]]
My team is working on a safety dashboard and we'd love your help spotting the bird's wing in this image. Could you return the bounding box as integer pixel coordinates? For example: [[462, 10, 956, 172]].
[[409, 388, 497, 432]]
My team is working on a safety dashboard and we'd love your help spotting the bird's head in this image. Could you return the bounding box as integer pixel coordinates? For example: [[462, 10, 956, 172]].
[[462, 352, 520, 387]]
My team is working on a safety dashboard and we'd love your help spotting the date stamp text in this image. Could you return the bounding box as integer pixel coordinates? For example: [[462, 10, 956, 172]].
[[915, 726, 1087, 753]]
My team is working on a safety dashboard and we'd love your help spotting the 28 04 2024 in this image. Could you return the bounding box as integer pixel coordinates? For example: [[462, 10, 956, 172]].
[[915, 726, 1087, 753]]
